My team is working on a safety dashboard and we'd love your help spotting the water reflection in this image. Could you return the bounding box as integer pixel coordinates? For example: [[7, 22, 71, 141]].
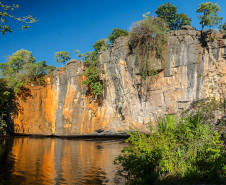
[[0, 137, 126, 185]]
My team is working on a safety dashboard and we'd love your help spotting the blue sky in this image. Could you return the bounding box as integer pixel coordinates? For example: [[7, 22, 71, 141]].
[[0, 0, 225, 67]]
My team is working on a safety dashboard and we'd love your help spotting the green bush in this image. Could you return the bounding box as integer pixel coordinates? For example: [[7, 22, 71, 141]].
[[108, 28, 129, 44], [129, 16, 169, 79], [115, 112, 225, 184]]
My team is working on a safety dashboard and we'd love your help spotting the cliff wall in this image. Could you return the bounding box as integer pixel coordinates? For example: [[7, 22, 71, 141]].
[[12, 27, 226, 136]]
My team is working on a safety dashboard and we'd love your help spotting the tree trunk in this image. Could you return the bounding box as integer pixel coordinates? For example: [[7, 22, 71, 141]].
[[202, 22, 204, 33], [201, 22, 205, 40]]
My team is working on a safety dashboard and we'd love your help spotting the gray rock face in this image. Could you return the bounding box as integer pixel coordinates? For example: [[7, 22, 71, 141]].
[[66, 59, 81, 66], [101, 30, 224, 120], [13, 29, 226, 136], [181, 25, 196, 30]]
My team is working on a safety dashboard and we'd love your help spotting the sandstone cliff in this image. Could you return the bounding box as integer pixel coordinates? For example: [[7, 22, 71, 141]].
[[12, 27, 226, 136]]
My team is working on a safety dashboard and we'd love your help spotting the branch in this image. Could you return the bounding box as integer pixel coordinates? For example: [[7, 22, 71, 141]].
[[8, 14, 39, 24], [0, 1, 38, 34]]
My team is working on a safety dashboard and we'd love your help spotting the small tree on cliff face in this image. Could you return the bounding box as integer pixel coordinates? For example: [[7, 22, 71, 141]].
[[54, 51, 71, 66], [155, 3, 191, 30], [196, 2, 223, 33]]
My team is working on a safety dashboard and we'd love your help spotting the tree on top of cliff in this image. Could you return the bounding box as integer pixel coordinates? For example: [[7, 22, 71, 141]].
[[0, 1, 38, 35], [0, 49, 55, 93], [93, 39, 108, 53], [108, 28, 129, 44], [155, 3, 191, 30], [196, 2, 223, 33], [54, 51, 71, 67]]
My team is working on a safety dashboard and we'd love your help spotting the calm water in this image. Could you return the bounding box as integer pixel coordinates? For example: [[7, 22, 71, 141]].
[[0, 137, 127, 185]]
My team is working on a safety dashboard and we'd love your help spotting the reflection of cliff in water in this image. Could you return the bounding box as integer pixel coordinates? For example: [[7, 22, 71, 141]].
[[0, 138, 18, 184], [0, 137, 126, 185]]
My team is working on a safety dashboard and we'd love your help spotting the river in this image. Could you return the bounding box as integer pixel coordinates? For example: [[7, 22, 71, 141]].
[[0, 137, 127, 185]]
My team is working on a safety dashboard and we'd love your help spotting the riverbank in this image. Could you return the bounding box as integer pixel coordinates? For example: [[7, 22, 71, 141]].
[[1, 133, 129, 139]]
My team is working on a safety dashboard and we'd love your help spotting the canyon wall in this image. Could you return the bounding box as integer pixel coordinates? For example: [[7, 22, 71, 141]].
[[12, 27, 226, 136]]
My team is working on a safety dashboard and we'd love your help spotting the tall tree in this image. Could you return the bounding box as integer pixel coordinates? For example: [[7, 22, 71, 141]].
[[155, 3, 191, 30], [0, 1, 38, 35], [196, 2, 223, 33]]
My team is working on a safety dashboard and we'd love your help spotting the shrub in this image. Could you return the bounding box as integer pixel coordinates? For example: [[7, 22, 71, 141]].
[[108, 28, 129, 44], [129, 17, 169, 79], [115, 112, 225, 184]]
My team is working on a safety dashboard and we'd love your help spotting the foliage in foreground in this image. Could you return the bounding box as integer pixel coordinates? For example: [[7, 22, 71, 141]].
[[129, 16, 168, 79], [115, 110, 225, 184]]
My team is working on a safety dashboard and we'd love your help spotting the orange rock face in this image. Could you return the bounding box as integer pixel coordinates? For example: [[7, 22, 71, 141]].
[[12, 29, 226, 136], [14, 77, 57, 135]]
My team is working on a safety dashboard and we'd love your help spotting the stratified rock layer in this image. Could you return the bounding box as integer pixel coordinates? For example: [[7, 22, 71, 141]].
[[12, 28, 226, 136]]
